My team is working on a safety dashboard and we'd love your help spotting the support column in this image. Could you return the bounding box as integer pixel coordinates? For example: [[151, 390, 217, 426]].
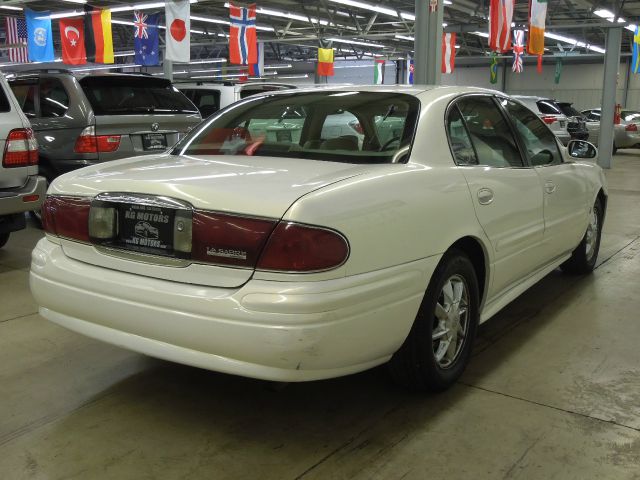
[[163, 57, 173, 81], [414, 0, 444, 85], [598, 27, 622, 169]]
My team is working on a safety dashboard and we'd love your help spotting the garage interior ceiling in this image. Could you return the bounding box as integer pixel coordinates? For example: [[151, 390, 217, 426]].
[[1, 0, 639, 66]]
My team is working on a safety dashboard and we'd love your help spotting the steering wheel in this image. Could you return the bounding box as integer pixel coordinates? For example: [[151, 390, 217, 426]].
[[379, 136, 401, 151]]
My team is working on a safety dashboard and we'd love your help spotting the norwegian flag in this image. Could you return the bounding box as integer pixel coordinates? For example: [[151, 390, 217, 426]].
[[512, 30, 524, 73], [5, 17, 28, 63], [488, 0, 514, 53], [229, 2, 257, 65]]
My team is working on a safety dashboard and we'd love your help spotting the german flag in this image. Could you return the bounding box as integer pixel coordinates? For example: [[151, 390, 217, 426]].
[[84, 5, 114, 63]]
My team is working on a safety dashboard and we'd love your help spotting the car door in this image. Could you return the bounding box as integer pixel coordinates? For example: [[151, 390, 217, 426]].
[[502, 98, 588, 260], [449, 95, 545, 298]]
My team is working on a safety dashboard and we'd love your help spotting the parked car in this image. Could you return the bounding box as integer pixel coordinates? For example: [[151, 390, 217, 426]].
[[512, 95, 571, 145], [8, 70, 201, 188], [31, 86, 606, 391], [581, 108, 640, 154], [0, 74, 46, 248], [176, 81, 296, 118], [556, 101, 589, 141]]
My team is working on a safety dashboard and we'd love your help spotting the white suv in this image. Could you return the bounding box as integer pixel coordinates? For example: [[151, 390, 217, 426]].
[[0, 73, 45, 248], [176, 81, 296, 118], [512, 95, 571, 145]]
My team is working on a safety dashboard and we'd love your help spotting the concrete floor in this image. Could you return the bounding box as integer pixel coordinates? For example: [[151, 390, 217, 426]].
[[1, 155, 640, 480]]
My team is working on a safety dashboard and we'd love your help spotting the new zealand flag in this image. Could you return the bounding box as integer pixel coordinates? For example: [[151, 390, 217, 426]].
[[134, 10, 159, 66]]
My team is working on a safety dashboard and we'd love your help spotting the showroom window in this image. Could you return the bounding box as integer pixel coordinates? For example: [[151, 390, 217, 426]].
[[503, 99, 562, 167], [455, 96, 524, 168]]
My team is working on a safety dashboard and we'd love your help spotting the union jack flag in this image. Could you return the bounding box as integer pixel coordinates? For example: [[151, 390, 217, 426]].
[[5, 17, 28, 63], [512, 30, 524, 73], [134, 11, 149, 39], [229, 2, 257, 65]]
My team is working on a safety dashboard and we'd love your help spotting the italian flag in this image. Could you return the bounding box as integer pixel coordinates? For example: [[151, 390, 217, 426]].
[[374, 59, 384, 84], [528, 0, 547, 56]]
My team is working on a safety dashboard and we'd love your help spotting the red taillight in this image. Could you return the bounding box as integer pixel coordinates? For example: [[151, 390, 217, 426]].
[[542, 116, 557, 125], [41, 196, 91, 242], [191, 211, 277, 268], [625, 123, 638, 132], [3, 128, 38, 167], [74, 126, 121, 153], [257, 222, 349, 272]]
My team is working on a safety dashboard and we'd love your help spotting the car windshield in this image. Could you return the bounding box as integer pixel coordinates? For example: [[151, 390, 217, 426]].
[[80, 76, 198, 115], [172, 91, 420, 164]]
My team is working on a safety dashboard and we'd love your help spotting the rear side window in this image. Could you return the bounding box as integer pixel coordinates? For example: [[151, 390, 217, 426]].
[[39, 78, 69, 118], [9, 81, 37, 117], [456, 96, 524, 168], [446, 106, 478, 166], [79, 76, 198, 115], [0, 84, 10, 113], [536, 100, 562, 115]]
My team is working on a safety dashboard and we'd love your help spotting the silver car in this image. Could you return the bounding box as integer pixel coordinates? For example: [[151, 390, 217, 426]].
[[581, 108, 640, 154], [512, 95, 571, 145]]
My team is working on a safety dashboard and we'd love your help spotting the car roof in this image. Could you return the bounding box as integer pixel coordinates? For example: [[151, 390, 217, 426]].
[[246, 84, 504, 98]]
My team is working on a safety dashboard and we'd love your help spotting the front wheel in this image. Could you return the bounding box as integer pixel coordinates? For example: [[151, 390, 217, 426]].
[[388, 250, 479, 392], [561, 198, 603, 274]]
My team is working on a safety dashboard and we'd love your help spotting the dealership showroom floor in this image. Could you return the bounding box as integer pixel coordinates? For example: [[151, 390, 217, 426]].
[[0, 155, 638, 479]]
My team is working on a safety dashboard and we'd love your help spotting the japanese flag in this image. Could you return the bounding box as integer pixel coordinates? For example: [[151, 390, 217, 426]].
[[165, 0, 190, 63]]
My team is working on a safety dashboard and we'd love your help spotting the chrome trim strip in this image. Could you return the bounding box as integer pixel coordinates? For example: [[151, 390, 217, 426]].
[[93, 192, 193, 210]]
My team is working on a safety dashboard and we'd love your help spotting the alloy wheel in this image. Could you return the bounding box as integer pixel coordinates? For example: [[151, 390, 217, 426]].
[[432, 274, 470, 369]]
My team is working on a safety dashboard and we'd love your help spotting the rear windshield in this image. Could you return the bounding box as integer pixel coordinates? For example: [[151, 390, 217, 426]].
[[536, 100, 562, 115], [172, 91, 420, 164], [622, 111, 640, 122], [558, 103, 582, 117], [79, 76, 198, 115], [239, 85, 296, 99]]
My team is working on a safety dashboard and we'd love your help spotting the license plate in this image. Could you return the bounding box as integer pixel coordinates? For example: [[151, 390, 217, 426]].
[[117, 204, 174, 255], [142, 133, 167, 151]]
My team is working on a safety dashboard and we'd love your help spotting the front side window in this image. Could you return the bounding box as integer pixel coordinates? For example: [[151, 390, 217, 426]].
[[173, 91, 420, 164], [455, 96, 524, 168], [504, 99, 562, 166], [39, 78, 69, 118]]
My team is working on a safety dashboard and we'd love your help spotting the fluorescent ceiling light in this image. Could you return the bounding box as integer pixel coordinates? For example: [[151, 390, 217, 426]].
[[63, 0, 87, 3], [328, 0, 450, 22], [594, 8, 635, 31], [395, 34, 414, 41], [544, 32, 605, 54], [472, 31, 490, 38], [188, 58, 227, 65], [111, 0, 197, 13], [72, 63, 139, 72], [327, 37, 385, 48], [0, 5, 23, 10], [191, 14, 274, 32], [223, 2, 329, 26], [274, 74, 309, 79]]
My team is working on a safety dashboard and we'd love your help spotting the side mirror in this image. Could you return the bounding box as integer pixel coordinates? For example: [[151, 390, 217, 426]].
[[567, 140, 597, 159]]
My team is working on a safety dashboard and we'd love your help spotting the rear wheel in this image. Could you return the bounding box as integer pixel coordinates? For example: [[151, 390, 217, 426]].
[[0, 232, 9, 249], [388, 250, 479, 392], [561, 198, 603, 274]]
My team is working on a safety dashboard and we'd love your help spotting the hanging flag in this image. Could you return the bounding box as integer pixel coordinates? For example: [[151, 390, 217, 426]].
[[512, 30, 525, 73], [134, 11, 160, 66], [5, 17, 28, 63], [554, 57, 562, 84], [374, 59, 385, 84], [537, 54, 543, 73], [317, 48, 334, 76], [407, 56, 414, 84], [632, 26, 640, 74], [489, 53, 499, 84], [248, 43, 262, 76], [165, 0, 190, 63], [489, 0, 514, 52], [441, 32, 456, 73], [84, 5, 114, 63], [229, 3, 257, 65], [25, 9, 54, 62], [528, 0, 548, 55], [59, 18, 86, 65]]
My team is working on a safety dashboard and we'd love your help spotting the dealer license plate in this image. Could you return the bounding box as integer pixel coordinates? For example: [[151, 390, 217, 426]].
[[117, 204, 175, 256], [142, 133, 167, 151]]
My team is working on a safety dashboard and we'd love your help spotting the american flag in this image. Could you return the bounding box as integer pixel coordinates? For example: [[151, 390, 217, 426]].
[[5, 17, 28, 63]]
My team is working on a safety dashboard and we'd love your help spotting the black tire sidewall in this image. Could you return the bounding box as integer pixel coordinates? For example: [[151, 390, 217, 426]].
[[0, 232, 9, 248]]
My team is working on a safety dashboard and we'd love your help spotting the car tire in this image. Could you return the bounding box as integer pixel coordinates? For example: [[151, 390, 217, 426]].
[[561, 198, 603, 274], [0, 232, 9, 249], [388, 249, 479, 392]]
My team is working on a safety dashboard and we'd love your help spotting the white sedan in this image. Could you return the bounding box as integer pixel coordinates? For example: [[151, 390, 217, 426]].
[[30, 86, 606, 391]]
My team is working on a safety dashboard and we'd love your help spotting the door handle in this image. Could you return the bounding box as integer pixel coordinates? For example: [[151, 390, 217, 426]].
[[477, 188, 494, 205], [544, 181, 557, 194]]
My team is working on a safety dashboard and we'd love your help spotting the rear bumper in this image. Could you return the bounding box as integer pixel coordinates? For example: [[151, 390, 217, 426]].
[[31, 238, 437, 381], [0, 175, 46, 216]]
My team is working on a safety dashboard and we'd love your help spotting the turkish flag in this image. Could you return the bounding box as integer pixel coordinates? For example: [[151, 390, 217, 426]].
[[60, 18, 86, 65]]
